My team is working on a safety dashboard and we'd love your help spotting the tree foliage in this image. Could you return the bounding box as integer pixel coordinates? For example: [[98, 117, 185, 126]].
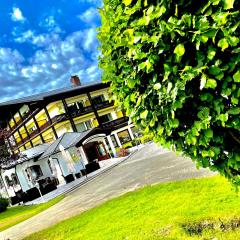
[[98, 0, 240, 183]]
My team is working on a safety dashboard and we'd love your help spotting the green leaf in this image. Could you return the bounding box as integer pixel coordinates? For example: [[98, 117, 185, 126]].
[[140, 110, 148, 119], [127, 78, 136, 89], [233, 71, 240, 82], [207, 47, 216, 60], [123, 0, 133, 6], [174, 44, 185, 57], [229, 107, 240, 115], [223, 0, 235, 9], [208, 66, 221, 76], [205, 79, 217, 89], [204, 129, 213, 138], [200, 74, 206, 90], [153, 83, 161, 90], [228, 36, 239, 47], [218, 38, 229, 51]]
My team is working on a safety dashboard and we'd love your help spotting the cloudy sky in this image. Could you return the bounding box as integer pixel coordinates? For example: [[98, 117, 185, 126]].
[[0, 0, 102, 103]]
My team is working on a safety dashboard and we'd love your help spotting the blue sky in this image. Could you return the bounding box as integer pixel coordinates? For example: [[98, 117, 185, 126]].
[[0, 0, 102, 103]]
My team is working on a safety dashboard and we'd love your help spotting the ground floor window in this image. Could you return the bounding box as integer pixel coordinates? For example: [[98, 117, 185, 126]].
[[96, 143, 106, 157], [11, 173, 19, 185], [30, 165, 43, 180], [117, 130, 132, 144], [131, 126, 143, 138], [5, 176, 12, 187], [110, 135, 118, 147]]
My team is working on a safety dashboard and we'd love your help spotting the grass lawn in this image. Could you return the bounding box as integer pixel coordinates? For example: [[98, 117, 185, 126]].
[[24, 176, 240, 240], [0, 195, 64, 232]]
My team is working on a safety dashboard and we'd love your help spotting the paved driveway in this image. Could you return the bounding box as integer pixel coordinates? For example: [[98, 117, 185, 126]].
[[0, 143, 214, 240]]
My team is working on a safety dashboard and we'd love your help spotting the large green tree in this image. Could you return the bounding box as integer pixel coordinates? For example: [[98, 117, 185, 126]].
[[98, 0, 240, 183]]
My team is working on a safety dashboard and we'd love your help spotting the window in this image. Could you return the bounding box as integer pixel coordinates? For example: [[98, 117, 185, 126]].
[[20, 105, 30, 119], [76, 122, 86, 132], [92, 95, 105, 104], [99, 113, 113, 123], [131, 127, 143, 138], [85, 120, 92, 130], [117, 130, 132, 144], [77, 101, 84, 109], [110, 135, 118, 147], [5, 176, 12, 187], [76, 121, 92, 132], [11, 174, 19, 185], [30, 165, 43, 180], [67, 102, 78, 113], [96, 144, 106, 157]]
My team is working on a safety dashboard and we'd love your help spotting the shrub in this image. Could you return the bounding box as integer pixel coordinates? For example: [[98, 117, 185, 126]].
[[0, 197, 9, 213], [99, 1, 240, 184], [118, 148, 129, 157], [122, 142, 133, 149]]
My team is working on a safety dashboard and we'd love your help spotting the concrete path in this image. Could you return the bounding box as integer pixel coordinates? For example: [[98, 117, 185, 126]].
[[0, 143, 215, 240], [26, 156, 128, 205]]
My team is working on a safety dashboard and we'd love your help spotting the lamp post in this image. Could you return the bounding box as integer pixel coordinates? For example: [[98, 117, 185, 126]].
[[34, 180, 45, 203]]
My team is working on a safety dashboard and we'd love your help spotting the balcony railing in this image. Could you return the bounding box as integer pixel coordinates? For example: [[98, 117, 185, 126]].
[[102, 116, 129, 129], [10, 110, 33, 132], [95, 100, 114, 110], [13, 101, 116, 149], [69, 106, 93, 118]]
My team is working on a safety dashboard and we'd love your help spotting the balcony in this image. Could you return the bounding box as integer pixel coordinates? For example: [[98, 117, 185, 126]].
[[10, 110, 33, 132], [102, 116, 129, 129], [95, 100, 114, 110], [69, 106, 93, 118], [12, 101, 116, 149]]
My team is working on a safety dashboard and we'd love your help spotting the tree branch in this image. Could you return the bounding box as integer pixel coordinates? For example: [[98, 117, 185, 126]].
[[229, 130, 240, 146]]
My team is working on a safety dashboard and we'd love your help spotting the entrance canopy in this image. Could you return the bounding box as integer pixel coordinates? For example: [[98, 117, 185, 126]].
[[39, 128, 111, 160]]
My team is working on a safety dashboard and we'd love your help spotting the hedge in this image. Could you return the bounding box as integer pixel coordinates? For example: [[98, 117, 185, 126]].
[[98, 0, 240, 183], [0, 197, 9, 213]]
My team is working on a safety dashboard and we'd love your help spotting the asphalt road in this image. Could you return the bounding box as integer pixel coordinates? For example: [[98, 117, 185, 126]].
[[0, 143, 214, 240]]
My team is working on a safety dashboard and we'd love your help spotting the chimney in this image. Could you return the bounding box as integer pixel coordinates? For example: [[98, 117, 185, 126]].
[[71, 75, 81, 86]]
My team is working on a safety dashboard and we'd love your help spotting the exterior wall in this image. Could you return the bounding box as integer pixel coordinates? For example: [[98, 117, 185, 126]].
[[15, 158, 53, 192], [6, 85, 128, 153], [51, 146, 86, 178]]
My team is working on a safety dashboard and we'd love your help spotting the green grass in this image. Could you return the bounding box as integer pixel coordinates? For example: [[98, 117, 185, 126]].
[[24, 176, 240, 240], [0, 195, 64, 232]]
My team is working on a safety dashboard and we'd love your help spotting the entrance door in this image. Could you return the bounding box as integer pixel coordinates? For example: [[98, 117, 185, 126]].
[[95, 142, 109, 161], [83, 141, 109, 162]]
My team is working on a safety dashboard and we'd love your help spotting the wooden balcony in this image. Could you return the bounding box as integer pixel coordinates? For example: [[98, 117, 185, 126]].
[[10, 111, 33, 132], [13, 101, 117, 149], [95, 100, 114, 110], [102, 116, 129, 130]]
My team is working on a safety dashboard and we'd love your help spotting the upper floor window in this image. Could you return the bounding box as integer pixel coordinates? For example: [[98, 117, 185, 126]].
[[92, 95, 105, 105], [99, 113, 113, 123], [76, 120, 93, 133], [20, 105, 30, 119]]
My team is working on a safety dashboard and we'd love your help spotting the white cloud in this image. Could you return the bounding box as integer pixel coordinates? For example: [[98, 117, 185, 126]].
[[78, 7, 99, 24], [11, 7, 25, 22], [39, 16, 62, 33], [0, 27, 101, 103], [83, 28, 97, 51]]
